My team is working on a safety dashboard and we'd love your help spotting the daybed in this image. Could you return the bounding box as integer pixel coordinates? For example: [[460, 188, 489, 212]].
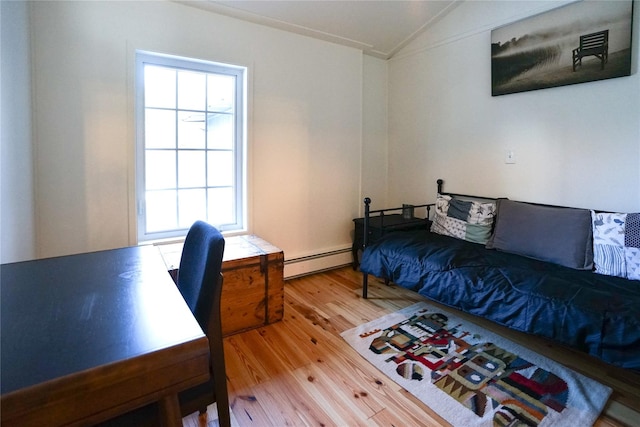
[[359, 180, 640, 371]]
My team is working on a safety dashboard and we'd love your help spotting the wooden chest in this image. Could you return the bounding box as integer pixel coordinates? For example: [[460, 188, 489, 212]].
[[159, 235, 284, 336]]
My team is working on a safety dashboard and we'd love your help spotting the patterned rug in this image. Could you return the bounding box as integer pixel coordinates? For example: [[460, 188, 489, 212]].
[[341, 302, 611, 427]]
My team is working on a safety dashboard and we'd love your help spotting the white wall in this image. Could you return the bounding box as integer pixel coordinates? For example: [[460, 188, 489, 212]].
[[388, 0, 640, 212], [17, 0, 632, 273], [361, 55, 389, 212], [1, 0, 36, 263], [29, 0, 366, 275]]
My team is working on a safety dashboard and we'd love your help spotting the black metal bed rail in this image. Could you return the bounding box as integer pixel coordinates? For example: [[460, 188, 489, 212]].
[[362, 199, 434, 249], [363, 178, 495, 298], [436, 178, 499, 202], [360, 178, 603, 298], [361, 198, 435, 299]]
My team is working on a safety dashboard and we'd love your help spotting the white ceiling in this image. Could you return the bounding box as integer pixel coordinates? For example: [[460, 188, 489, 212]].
[[177, 0, 461, 59]]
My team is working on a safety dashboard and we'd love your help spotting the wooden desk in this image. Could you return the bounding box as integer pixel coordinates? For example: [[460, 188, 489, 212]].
[[1, 246, 210, 427]]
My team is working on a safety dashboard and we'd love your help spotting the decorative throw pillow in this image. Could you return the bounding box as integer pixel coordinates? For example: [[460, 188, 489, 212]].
[[447, 199, 473, 221], [430, 194, 496, 244], [591, 211, 640, 280], [486, 200, 594, 270]]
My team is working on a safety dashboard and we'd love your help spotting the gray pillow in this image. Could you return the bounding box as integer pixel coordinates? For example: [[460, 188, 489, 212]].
[[486, 199, 594, 270], [447, 198, 473, 221]]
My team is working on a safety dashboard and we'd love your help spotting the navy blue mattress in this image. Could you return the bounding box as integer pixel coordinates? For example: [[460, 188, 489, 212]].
[[360, 230, 640, 371]]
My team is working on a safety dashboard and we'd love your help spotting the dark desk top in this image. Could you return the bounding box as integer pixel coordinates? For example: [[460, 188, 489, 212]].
[[1, 246, 205, 395]]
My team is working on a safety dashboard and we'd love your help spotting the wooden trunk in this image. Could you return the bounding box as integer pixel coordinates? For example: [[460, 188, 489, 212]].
[[159, 235, 284, 336]]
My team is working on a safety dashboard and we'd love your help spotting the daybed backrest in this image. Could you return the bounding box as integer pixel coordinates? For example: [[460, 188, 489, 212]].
[[486, 199, 594, 270], [434, 179, 596, 271], [429, 179, 638, 278]]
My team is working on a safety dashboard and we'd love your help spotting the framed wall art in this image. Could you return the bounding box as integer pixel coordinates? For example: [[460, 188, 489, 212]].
[[491, 0, 633, 96]]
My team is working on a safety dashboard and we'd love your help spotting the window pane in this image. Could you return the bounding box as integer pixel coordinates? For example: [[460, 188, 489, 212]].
[[208, 187, 234, 225], [178, 189, 206, 228], [207, 113, 233, 150], [178, 151, 205, 188], [178, 111, 206, 149], [137, 51, 245, 241], [207, 151, 233, 187], [178, 70, 206, 111], [145, 109, 176, 149], [146, 190, 177, 232], [208, 74, 235, 113], [146, 150, 176, 189], [145, 66, 175, 109]]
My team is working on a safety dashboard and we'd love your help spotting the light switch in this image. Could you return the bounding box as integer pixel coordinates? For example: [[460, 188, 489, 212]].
[[505, 150, 516, 164]]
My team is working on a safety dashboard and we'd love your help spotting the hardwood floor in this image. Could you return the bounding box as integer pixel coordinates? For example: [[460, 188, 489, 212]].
[[208, 266, 640, 427]]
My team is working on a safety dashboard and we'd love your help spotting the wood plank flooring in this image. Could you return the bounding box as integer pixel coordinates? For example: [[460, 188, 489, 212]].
[[203, 266, 640, 427]]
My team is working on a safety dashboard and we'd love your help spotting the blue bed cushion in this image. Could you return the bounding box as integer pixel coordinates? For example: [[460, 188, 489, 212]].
[[486, 199, 594, 270], [360, 230, 640, 370]]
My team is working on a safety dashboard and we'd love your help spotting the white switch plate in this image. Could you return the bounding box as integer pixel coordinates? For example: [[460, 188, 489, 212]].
[[505, 150, 516, 164]]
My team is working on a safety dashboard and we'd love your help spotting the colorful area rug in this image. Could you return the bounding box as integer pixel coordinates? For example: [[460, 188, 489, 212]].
[[341, 302, 611, 427]]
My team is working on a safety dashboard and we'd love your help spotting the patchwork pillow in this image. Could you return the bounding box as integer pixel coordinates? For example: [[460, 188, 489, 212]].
[[591, 211, 640, 280], [486, 200, 594, 270], [430, 194, 496, 244]]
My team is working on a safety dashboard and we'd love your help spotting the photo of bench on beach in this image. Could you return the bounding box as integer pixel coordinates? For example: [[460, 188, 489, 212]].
[[491, 1, 633, 96]]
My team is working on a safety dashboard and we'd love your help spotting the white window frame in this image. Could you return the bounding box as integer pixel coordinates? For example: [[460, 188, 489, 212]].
[[135, 51, 247, 242]]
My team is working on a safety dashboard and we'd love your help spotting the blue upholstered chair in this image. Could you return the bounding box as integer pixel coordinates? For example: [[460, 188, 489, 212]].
[[176, 221, 230, 427], [177, 220, 225, 332]]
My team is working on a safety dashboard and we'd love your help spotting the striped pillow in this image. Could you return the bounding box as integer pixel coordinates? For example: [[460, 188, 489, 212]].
[[591, 211, 640, 280]]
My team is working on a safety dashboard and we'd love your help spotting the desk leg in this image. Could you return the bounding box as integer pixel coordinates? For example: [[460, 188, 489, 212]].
[[159, 394, 182, 427]]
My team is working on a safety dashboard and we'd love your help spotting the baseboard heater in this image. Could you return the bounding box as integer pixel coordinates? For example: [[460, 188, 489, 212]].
[[284, 247, 352, 279]]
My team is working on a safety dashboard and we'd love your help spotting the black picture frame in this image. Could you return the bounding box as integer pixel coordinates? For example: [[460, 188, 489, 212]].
[[491, 0, 634, 96]]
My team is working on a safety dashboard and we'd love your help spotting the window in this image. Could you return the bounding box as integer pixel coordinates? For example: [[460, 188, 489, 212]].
[[136, 51, 246, 242]]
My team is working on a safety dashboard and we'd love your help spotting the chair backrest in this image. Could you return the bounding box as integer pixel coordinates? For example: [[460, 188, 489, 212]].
[[177, 221, 225, 331], [177, 221, 231, 427]]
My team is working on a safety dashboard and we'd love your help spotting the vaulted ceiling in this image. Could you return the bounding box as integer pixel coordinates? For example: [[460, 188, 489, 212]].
[[177, 0, 460, 59]]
